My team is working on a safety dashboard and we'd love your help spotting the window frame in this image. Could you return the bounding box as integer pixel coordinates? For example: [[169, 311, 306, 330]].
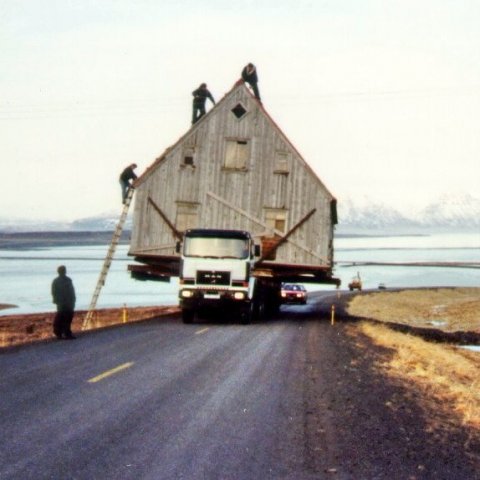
[[273, 150, 290, 174], [175, 202, 199, 232], [224, 137, 250, 171], [264, 208, 288, 234]]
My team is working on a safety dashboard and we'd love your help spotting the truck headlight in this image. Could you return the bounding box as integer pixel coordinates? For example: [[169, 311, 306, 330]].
[[180, 290, 194, 298], [233, 291, 246, 300]]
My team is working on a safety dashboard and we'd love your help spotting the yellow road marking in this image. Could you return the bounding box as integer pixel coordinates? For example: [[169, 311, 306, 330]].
[[195, 327, 210, 335], [87, 362, 134, 383]]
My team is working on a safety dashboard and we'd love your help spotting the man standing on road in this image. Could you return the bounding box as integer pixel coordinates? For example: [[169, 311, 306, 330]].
[[192, 83, 215, 124], [51, 265, 76, 340], [119, 163, 138, 204]]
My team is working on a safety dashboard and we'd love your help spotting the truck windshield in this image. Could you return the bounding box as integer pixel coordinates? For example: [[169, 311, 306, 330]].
[[184, 237, 249, 259]]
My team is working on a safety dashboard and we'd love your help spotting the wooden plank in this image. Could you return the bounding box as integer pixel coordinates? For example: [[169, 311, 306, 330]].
[[147, 196, 182, 241]]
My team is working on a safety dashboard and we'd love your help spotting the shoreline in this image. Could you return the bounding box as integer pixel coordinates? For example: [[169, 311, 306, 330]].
[[0, 231, 131, 250], [0, 304, 17, 311]]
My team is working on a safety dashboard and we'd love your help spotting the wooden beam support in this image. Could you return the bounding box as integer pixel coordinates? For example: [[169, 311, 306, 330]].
[[256, 208, 316, 265], [207, 191, 325, 262], [147, 197, 183, 241]]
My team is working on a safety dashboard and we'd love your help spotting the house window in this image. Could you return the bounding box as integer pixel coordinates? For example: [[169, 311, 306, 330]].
[[265, 208, 287, 233], [231, 103, 247, 119], [274, 151, 289, 173], [225, 139, 250, 169], [176, 202, 199, 232], [182, 147, 195, 167]]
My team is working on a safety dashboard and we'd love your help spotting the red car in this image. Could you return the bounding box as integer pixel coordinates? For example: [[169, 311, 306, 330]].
[[280, 284, 308, 304]]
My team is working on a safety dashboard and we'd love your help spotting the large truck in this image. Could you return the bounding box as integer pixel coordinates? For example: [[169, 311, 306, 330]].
[[177, 228, 279, 324]]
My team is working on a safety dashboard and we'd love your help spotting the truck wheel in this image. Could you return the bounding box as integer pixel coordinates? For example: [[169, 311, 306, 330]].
[[241, 310, 251, 325], [241, 302, 255, 325], [269, 299, 281, 316], [182, 308, 195, 324], [254, 298, 266, 321]]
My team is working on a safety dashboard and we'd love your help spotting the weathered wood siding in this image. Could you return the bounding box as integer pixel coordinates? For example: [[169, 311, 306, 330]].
[[130, 84, 335, 268]]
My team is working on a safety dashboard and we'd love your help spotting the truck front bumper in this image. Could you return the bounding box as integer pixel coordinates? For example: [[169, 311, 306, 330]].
[[179, 288, 250, 311]]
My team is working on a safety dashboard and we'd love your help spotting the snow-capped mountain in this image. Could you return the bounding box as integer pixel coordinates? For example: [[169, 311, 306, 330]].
[[71, 212, 132, 231], [419, 193, 480, 228], [0, 217, 72, 232], [338, 198, 420, 230], [0, 212, 132, 232], [337, 193, 480, 233]]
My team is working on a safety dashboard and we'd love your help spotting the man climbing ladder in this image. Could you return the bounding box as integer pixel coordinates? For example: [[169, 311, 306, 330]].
[[119, 163, 138, 204], [82, 186, 135, 330]]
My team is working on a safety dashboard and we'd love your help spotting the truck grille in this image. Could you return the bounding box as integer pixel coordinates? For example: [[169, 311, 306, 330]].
[[196, 270, 230, 286]]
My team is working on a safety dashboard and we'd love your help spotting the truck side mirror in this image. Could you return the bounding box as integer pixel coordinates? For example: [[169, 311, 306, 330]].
[[175, 241, 181, 254], [254, 244, 261, 257]]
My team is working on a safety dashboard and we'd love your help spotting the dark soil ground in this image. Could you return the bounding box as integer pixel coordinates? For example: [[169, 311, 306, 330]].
[[0, 305, 179, 347]]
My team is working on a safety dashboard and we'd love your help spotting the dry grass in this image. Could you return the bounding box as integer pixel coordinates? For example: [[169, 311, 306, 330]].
[[358, 321, 480, 431], [347, 288, 480, 332]]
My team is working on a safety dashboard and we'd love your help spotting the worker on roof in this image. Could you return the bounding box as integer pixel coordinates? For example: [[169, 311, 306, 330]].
[[192, 83, 215, 124], [241, 63, 261, 102], [119, 163, 137, 204]]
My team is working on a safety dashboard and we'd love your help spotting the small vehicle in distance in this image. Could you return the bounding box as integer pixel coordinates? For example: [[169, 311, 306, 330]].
[[280, 283, 308, 304], [348, 273, 362, 291], [378, 283, 387, 290]]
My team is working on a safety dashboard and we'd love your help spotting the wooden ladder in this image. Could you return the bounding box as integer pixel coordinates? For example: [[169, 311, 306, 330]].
[[82, 187, 134, 330]]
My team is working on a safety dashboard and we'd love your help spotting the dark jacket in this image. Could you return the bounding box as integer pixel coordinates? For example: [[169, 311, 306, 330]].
[[120, 167, 137, 183], [242, 65, 258, 84], [52, 274, 76, 310], [192, 87, 215, 106]]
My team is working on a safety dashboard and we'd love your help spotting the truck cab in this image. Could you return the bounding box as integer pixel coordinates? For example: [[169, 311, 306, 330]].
[[178, 229, 260, 323]]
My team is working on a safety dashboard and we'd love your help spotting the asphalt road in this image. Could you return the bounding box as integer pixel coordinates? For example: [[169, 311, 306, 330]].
[[0, 293, 478, 480]]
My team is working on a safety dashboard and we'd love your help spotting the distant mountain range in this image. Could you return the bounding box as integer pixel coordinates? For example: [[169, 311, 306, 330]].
[[0, 194, 479, 234], [337, 193, 480, 234], [0, 212, 133, 233]]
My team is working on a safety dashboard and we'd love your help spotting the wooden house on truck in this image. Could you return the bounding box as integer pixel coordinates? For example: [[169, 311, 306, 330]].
[[128, 80, 339, 288]]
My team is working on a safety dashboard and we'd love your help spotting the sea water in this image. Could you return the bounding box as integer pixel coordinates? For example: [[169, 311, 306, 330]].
[[335, 232, 480, 291], [0, 245, 179, 315], [0, 232, 478, 315]]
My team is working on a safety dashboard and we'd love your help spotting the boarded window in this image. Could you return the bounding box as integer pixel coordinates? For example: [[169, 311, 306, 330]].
[[274, 151, 289, 173], [225, 139, 249, 169], [265, 208, 287, 233], [182, 147, 195, 167], [176, 202, 199, 232]]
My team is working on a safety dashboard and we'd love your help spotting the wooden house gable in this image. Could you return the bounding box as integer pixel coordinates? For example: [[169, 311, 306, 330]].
[[130, 83, 336, 267]]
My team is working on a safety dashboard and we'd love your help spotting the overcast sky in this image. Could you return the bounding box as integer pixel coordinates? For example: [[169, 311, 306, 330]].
[[2, 0, 479, 221]]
